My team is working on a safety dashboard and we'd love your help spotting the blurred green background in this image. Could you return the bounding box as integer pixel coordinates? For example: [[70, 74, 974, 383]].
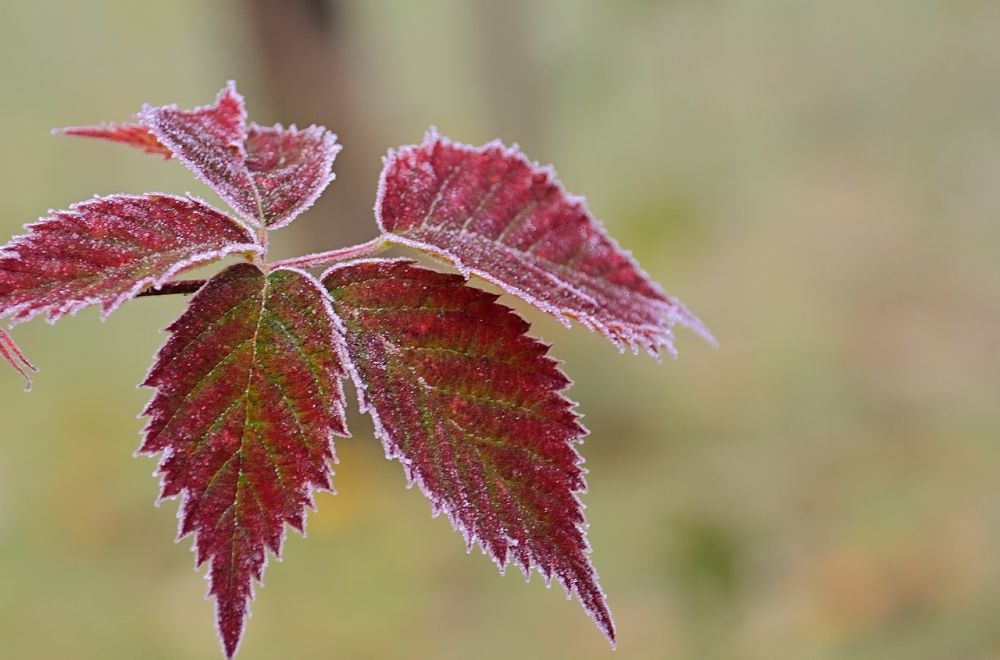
[[2, 1, 999, 658]]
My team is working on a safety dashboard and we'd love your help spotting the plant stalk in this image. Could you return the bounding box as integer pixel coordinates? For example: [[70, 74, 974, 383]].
[[137, 280, 206, 297], [269, 235, 388, 270]]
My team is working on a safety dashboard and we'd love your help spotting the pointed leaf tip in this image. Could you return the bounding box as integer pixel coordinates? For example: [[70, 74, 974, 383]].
[[141, 84, 339, 229], [140, 264, 349, 658], [0, 194, 260, 328], [0, 329, 36, 390], [56, 123, 172, 158], [376, 132, 711, 357], [323, 259, 615, 643]]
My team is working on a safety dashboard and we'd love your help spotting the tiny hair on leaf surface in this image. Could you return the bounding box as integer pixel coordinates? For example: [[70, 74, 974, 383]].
[[1, 82, 714, 658]]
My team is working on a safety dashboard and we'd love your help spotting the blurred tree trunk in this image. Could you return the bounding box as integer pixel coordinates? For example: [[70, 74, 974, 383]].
[[243, 0, 380, 249]]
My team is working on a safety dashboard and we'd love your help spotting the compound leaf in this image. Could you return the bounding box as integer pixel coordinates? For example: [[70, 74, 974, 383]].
[[0, 194, 260, 327], [377, 130, 715, 357], [140, 263, 349, 658], [323, 258, 615, 645], [140, 82, 339, 229]]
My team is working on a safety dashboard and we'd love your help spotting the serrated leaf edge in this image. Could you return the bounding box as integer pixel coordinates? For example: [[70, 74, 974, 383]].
[[137, 264, 350, 658], [322, 256, 616, 646], [375, 127, 717, 358], [247, 122, 342, 231], [0, 193, 262, 329]]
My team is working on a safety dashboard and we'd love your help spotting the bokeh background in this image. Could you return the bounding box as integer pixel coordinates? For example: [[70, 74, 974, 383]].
[[1, 1, 999, 658]]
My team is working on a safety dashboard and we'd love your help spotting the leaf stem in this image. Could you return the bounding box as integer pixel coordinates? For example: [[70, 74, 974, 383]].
[[269, 236, 388, 270], [136, 237, 389, 299], [137, 280, 206, 297]]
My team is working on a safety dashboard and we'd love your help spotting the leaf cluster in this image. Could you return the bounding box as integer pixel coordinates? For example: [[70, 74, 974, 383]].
[[0, 83, 712, 658]]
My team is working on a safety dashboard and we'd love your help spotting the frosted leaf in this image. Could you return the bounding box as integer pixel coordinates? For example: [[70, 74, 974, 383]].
[[0, 194, 261, 327], [323, 259, 615, 645], [5, 82, 720, 657], [140, 82, 340, 229], [139, 264, 349, 658], [377, 130, 715, 357], [242, 123, 342, 230]]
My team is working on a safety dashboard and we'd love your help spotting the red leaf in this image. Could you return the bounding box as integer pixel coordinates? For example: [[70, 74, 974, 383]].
[[0, 329, 36, 390], [140, 82, 340, 229], [0, 194, 260, 326], [377, 130, 715, 357], [323, 259, 615, 645], [55, 123, 172, 158], [140, 263, 349, 658]]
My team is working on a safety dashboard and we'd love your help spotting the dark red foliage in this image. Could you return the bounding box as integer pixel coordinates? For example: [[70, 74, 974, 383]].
[[323, 259, 615, 643], [0, 194, 259, 326], [377, 130, 715, 357], [140, 264, 348, 658], [56, 123, 172, 158], [140, 82, 339, 229], [242, 124, 342, 229], [1, 84, 710, 658]]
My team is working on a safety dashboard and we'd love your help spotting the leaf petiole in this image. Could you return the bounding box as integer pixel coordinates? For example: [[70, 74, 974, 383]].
[[269, 235, 389, 270], [137, 280, 207, 298]]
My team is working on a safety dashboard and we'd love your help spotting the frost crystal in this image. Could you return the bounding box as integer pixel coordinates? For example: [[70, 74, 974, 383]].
[[0, 194, 260, 326], [324, 259, 615, 644], [4, 83, 714, 658], [140, 264, 348, 658], [141, 82, 339, 229], [377, 130, 715, 356]]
